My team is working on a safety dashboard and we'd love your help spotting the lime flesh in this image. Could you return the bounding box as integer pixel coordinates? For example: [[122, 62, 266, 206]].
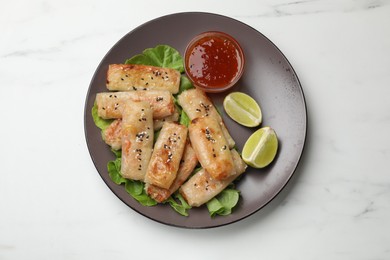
[[223, 92, 262, 127], [242, 127, 278, 168]]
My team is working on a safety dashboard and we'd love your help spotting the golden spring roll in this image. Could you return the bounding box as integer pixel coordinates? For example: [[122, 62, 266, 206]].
[[153, 107, 180, 131], [106, 64, 180, 94], [145, 142, 198, 203], [177, 88, 235, 148], [189, 116, 235, 180], [100, 108, 180, 150], [102, 119, 122, 150], [121, 101, 154, 181], [96, 90, 174, 120], [145, 122, 188, 189], [180, 150, 247, 207]]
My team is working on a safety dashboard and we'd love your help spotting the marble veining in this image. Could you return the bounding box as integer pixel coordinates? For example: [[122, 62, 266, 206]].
[[235, 0, 390, 17], [1, 1, 390, 259]]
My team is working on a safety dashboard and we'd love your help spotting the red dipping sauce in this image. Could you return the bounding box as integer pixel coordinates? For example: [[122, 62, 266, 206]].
[[184, 31, 245, 93]]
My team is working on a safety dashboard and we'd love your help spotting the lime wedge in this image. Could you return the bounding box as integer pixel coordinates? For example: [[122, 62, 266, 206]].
[[242, 127, 278, 168], [223, 92, 262, 127]]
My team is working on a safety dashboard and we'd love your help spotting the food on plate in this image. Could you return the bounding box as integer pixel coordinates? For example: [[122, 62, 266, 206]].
[[145, 142, 198, 203], [121, 101, 154, 181], [180, 150, 247, 207], [96, 90, 175, 120], [223, 92, 262, 127], [152, 108, 180, 131], [106, 64, 181, 94], [102, 119, 122, 150], [144, 122, 188, 189], [94, 68, 244, 215], [100, 109, 181, 150], [189, 116, 235, 180], [177, 88, 235, 148], [91, 44, 280, 217], [184, 31, 245, 93], [242, 126, 278, 168]]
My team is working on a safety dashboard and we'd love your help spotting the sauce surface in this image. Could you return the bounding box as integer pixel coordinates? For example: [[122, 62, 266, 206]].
[[185, 34, 243, 90]]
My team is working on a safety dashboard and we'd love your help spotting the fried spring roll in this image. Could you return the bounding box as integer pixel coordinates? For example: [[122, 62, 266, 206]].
[[153, 108, 180, 131], [100, 109, 180, 150], [145, 122, 188, 189], [121, 101, 153, 181], [106, 64, 180, 94], [180, 150, 247, 207], [145, 142, 198, 202], [102, 119, 122, 150], [96, 90, 174, 120], [189, 116, 235, 180], [177, 88, 235, 148]]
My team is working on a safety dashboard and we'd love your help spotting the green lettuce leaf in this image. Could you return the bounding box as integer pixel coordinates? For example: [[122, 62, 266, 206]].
[[111, 148, 122, 158], [107, 158, 126, 185], [125, 179, 143, 195], [153, 129, 160, 144], [92, 102, 113, 130], [125, 180, 157, 207], [179, 110, 190, 127], [167, 193, 191, 216], [106, 148, 157, 206], [206, 189, 240, 217], [179, 75, 194, 93], [125, 45, 184, 73]]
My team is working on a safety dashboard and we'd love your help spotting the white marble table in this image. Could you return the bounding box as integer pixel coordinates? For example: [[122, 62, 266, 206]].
[[1, 1, 389, 259]]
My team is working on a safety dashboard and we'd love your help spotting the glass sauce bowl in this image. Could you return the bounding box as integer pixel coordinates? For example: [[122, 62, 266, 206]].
[[184, 31, 245, 93]]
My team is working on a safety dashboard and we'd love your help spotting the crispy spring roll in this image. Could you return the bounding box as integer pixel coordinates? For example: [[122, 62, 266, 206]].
[[106, 64, 180, 94], [145, 142, 198, 203], [180, 150, 247, 207], [153, 108, 180, 131], [100, 109, 180, 150], [189, 116, 235, 180], [177, 88, 235, 148], [96, 90, 174, 120], [145, 122, 188, 189], [121, 101, 153, 181], [102, 119, 122, 150]]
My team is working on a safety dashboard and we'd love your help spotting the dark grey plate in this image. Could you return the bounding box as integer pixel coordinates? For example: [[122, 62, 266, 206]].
[[84, 12, 307, 229]]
